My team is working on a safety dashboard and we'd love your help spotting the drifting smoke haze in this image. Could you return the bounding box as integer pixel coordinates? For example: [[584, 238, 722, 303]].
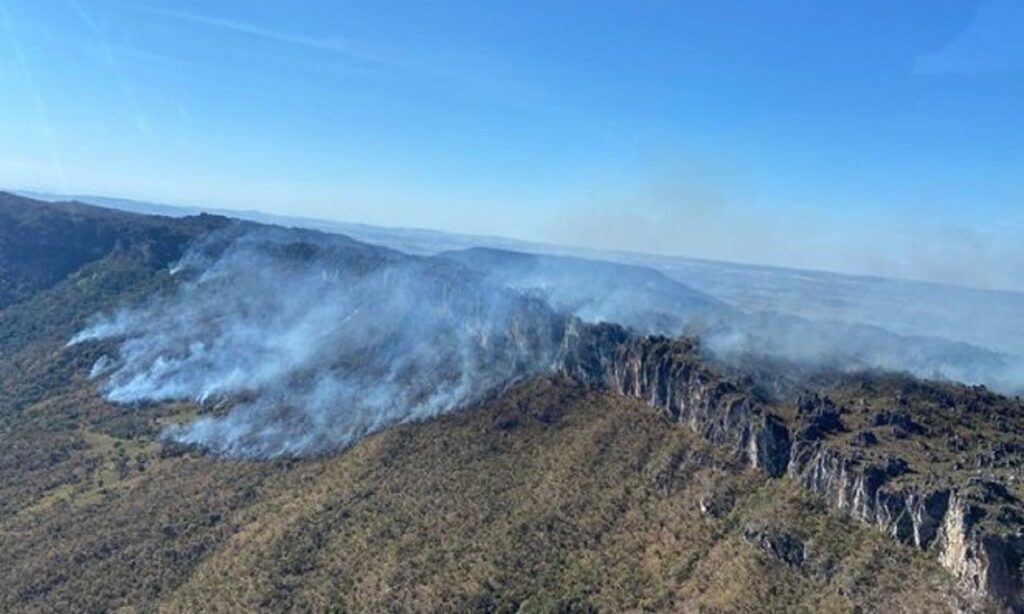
[[445, 248, 1024, 393], [69, 224, 1024, 459], [71, 226, 565, 458]]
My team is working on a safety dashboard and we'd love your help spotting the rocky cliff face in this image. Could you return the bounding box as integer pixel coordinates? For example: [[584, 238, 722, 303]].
[[939, 493, 1024, 607], [790, 439, 1023, 609], [555, 320, 1024, 610], [556, 319, 791, 477]]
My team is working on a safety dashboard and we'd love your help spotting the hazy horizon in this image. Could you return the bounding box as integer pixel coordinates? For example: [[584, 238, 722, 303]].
[[4, 4, 1024, 610], [10, 185, 1024, 297], [1, 1, 1022, 290]]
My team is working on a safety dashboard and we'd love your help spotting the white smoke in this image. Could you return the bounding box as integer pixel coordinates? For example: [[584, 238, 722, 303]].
[[71, 228, 564, 458], [442, 248, 1024, 395], [71, 226, 1023, 460]]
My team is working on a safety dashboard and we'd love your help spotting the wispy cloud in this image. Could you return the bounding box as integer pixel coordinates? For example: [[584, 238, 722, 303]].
[[0, 0, 69, 191], [118, 1, 431, 72], [113, 1, 546, 107], [69, 0, 153, 136]]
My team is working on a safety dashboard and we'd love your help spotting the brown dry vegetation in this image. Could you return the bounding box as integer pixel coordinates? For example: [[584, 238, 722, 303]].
[[0, 193, 994, 612], [1, 376, 972, 612]]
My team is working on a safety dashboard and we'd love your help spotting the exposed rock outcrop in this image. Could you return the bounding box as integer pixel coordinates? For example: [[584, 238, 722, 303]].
[[554, 320, 1024, 610], [743, 526, 807, 567], [940, 494, 1024, 608], [788, 444, 946, 548], [556, 319, 791, 477]]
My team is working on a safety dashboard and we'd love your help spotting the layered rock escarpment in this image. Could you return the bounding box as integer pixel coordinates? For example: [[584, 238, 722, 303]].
[[556, 320, 792, 478], [788, 395, 1024, 608], [554, 319, 1024, 610]]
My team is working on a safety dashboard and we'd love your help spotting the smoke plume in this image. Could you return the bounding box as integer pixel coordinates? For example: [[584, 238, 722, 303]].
[[71, 227, 564, 458], [71, 226, 1023, 459], [443, 248, 1024, 395]]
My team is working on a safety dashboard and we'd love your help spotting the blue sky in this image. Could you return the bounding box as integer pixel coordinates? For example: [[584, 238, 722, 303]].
[[1, 1, 1022, 290]]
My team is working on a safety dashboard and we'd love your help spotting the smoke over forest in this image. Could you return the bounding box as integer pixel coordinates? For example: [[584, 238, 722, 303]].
[[70, 225, 1024, 458], [71, 227, 565, 458]]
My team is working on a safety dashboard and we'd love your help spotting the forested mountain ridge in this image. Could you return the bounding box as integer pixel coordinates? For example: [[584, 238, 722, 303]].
[[0, 192, 1020, 611]]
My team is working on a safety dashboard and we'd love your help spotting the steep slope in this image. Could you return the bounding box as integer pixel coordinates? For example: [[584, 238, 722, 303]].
[[556, 322, 1024, 609], [0, 192, 1018, 611], [0, 192, 223, 311], [0, 378, 977, 612], [0, 194, 234, 433]]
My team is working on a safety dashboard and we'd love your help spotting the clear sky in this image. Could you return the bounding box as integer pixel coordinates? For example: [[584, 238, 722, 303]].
[[1, 1, 1022, 290]]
